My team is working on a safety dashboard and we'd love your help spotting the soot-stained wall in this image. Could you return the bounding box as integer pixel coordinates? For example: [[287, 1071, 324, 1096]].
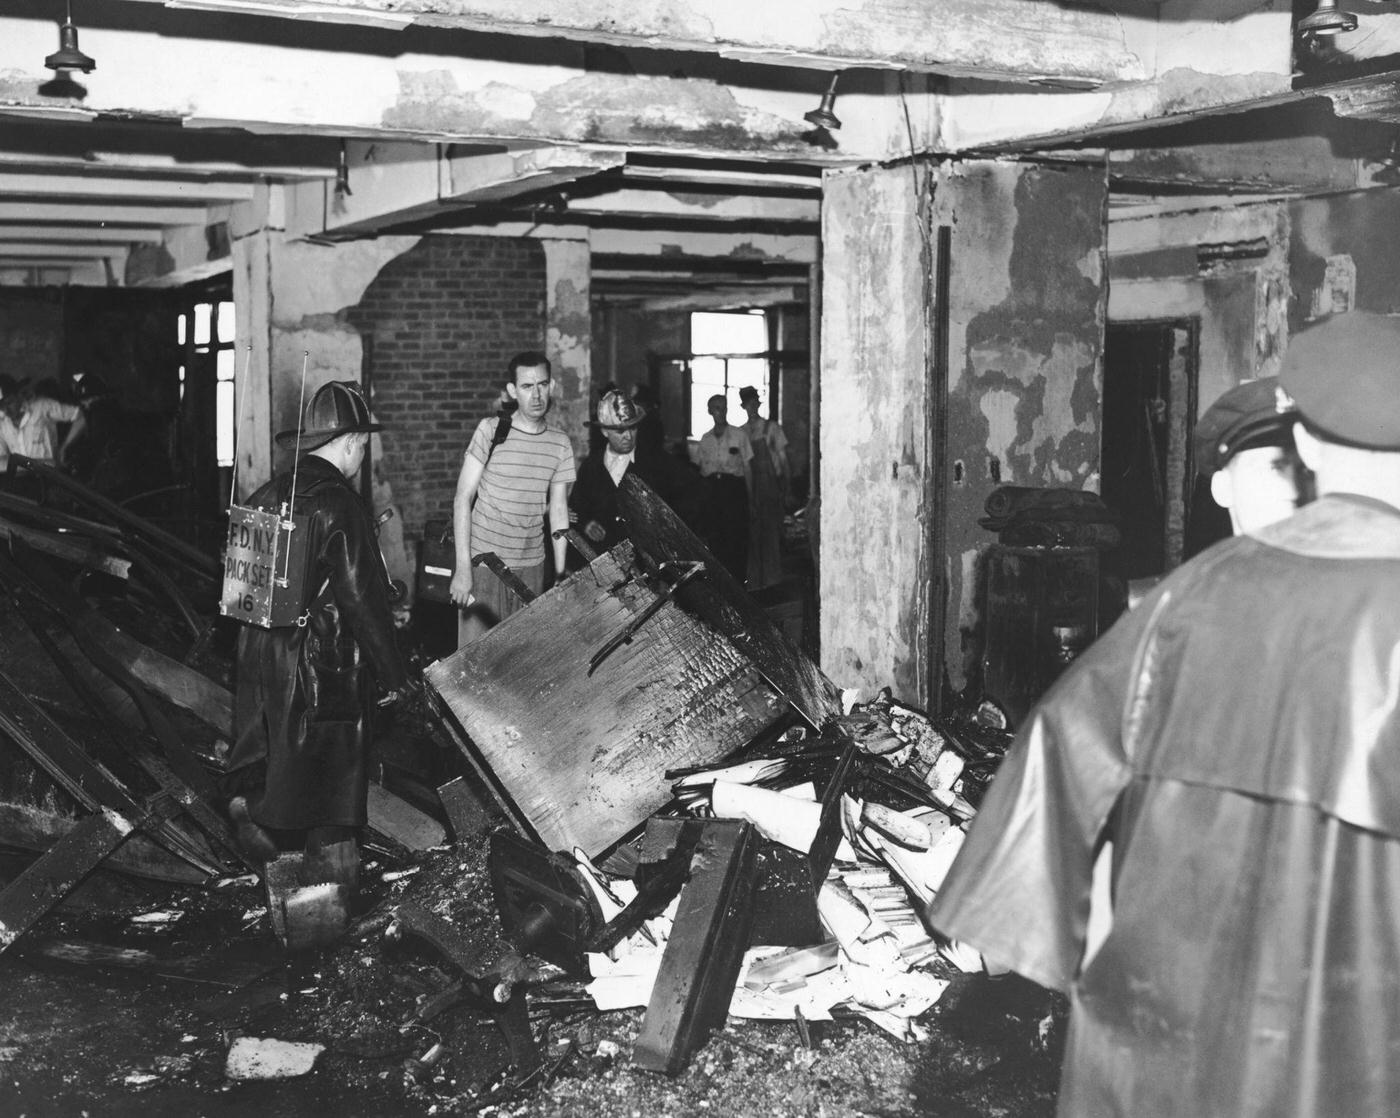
[[1289, 188, 1400, 327], [820, 158, 1108, 704], [940, 160, 1108, 692]]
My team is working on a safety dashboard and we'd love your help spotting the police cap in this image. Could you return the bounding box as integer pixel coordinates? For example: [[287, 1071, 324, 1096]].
[[1280, 312, 1400, 450], [1194, 376, 1295, 476]]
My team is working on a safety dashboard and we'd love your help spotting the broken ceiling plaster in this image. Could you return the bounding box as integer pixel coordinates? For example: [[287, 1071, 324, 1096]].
[[1141, 67, 1292, 117], [386, 70, 808, 148]]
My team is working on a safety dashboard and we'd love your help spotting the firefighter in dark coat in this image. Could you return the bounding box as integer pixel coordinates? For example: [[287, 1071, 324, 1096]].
[[226, 381, 407, 897], [568, 388, 698, 564]]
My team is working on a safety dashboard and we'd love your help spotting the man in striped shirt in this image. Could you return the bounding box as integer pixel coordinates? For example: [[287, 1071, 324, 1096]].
[[449, 352, 576, 643]]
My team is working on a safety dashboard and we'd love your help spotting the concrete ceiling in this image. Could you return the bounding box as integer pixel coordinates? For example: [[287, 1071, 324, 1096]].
[[0, 0, 1395, 290]]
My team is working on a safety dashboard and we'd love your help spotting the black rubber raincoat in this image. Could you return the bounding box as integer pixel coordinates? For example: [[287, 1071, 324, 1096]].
[[229, 455, 406, 831], [931, 493, 1400, 1118]]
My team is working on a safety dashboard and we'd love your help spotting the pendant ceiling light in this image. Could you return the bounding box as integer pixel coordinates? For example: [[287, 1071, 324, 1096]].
[[804, 74, 843, 132], [1299, 0, 1358, 37], [45, 0, 97, 75]]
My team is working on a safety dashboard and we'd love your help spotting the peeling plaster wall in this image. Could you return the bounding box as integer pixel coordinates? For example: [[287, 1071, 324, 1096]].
[[819, 164, 931, 701], [543, 239, 591, 462], [1288, 189, 1400, 327], [819, 159, 1108, 702], [937, 160, 1108, 693], [266, 236, 422, 474], [1106, 201, 1290, 412], [258, 234, 424, 590]]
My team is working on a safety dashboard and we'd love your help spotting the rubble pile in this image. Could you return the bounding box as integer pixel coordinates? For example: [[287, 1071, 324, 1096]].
[[0, 466, 1059, 1115]]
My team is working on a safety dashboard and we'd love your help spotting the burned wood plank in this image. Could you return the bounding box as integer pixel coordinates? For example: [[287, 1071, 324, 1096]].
[[366, 782, 445, 852], [0, 668, 138, 815], [633, 819, 759, 1075], [14, 456, 219, 580], [0, 801, 206, 884], [0, 808, 133, 955], [0, 516, 130, 579], [809, 737, 860, 884], [589, 818, 703, 955], [0, 668, 221, 877], [30, 937, 274, 988], [638, 816, 822, 949], [4, 544, 232, 735], [2, 557, 246, 870], [425, 543, 787, 856], [617, 475, 840, 729], [436, 776, 490, 844]]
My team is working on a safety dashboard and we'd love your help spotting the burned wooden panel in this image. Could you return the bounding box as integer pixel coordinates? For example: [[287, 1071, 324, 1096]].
[[425, 543, 787, 857], [616, 475, 839, 729], [634, 820, 758, 1075], [0, 809, 133, 954], [0, 802, 206, 885]]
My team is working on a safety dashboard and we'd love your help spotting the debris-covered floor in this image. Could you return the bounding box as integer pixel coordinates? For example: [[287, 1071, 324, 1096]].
[[0, 835, 1064, 1117], [0, 468, 1066, 1116]]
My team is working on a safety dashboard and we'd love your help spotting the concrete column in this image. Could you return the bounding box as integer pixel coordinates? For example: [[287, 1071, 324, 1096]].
[[230, 227, 275, 499], [819, 163, 934, 703], [542, 237, 592, 459], [820, 158, 1110, 708], [229, 209, 421, 591]]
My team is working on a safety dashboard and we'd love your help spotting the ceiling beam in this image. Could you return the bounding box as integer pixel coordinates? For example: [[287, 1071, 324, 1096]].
[[0, 11, 819, 158], [0, 243, 127, 260], [0, 150, 332, 180], [0, 225, 165, 244], [1110, 133, 1367, 195], [590, 227, 816, 265], [139, 0, 1152, 85], [621, 164, 822, 191], [287, 144, 630, 238], [442, 148, 625, 205], [562, 188, 818, 225], [0, 202, 208, 226], [0, 172, 255, 203]]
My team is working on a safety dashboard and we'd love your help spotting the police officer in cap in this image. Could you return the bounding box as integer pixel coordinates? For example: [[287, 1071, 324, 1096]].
[[226, 381, 408, 925], [930, 312, 1400, 1117], [1194, 375, 1309, 536]]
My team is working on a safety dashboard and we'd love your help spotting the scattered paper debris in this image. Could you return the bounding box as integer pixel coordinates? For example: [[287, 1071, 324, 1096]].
[[129, 910, 182, 926], [224, 1037, 324, 1080], [123, 1071, 160, 1087]]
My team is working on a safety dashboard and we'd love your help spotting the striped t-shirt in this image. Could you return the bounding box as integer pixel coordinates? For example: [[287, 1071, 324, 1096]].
[[467, 417, 577, 566]]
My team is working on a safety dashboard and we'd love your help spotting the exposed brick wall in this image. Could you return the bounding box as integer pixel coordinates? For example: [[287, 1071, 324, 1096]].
[[349, 235, 546, 541]]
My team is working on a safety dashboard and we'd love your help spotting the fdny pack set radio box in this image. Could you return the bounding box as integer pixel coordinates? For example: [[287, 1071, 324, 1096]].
[[221, 503, 313, 628]]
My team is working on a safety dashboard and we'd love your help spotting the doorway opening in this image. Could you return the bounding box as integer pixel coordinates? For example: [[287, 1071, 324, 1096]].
[[1100, 319, 1199, 583]]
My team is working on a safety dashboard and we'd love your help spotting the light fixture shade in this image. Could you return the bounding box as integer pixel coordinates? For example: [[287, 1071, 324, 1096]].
[[804, 74, 842, 131], [1300, 0, 1357, 36], [45, 18, 96, 73]]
